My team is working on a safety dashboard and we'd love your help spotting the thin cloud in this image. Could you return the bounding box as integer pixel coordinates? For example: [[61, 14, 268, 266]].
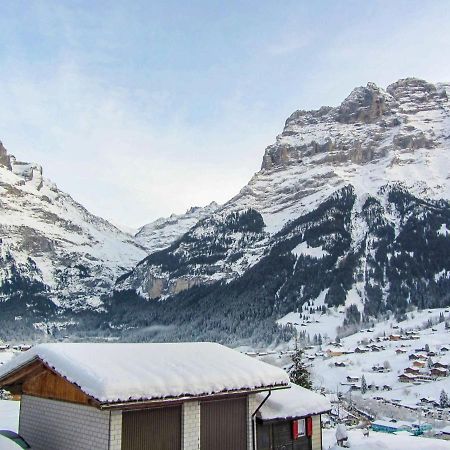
[[267, 33, 311, 56]]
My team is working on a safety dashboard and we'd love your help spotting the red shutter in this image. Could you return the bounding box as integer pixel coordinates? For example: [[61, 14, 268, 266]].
[[292, 419, 299, 439], [306, 417, 313, 437]]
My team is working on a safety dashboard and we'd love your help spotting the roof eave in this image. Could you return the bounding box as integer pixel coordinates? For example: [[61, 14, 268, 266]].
[[99, 383, 290, 410], [257, 408, 332, 423]]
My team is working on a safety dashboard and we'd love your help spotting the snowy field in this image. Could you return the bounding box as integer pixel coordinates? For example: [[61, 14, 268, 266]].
[[0, 351, 21, 439], [323, 428, 450, 449], [0, 400, 19, 432]]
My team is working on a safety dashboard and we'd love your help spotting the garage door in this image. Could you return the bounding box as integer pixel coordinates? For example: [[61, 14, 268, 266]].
[[122, 405, 182, 450], [200, 397, 247, 450]]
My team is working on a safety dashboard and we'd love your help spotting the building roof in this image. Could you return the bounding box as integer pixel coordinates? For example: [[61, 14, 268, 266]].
[[0, 343, 289, 404], [256, 383, 331, 421], [372, 420, 403, 430]]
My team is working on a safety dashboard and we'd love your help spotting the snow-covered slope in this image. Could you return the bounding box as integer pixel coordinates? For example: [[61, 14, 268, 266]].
[[2, 77, 449, 345], [135, 202, 219, 253], [116, 78, 450, 310], [0, 142, 147, 310]]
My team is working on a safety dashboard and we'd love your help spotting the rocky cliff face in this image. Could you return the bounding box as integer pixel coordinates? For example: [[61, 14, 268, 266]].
[[116, 78, 450, 309]]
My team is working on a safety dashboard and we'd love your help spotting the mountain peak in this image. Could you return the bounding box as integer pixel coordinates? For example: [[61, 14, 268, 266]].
[[260, 77, 447, 172], [336, 82, 391, 124]]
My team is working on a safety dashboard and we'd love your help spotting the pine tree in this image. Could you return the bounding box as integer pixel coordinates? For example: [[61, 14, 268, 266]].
[[361, 375, 367, 394], [440, 389, 448, 408], [289, 342, 312, 389]]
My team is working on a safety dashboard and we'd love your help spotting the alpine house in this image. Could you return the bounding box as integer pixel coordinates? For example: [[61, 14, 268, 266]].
[[0, 342, 330, 450]]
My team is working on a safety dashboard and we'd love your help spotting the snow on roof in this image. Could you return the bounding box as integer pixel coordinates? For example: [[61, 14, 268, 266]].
[[372, 420, 403, 429], [0, 343, 289, 404], [256, 383, 331, 421]]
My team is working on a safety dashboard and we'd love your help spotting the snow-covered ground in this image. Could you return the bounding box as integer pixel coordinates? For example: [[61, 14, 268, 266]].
[[323, 428, 450, 449], [0, 351, 20, 436], [309, 308, 450, 410], [277, 293, 344, 341], [0, 400, 19, 432]]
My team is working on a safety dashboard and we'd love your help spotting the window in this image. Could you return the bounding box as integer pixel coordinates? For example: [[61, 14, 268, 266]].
[[292, 418, 305, 439]]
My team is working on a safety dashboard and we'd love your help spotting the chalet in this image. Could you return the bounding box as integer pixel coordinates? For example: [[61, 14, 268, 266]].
[[432, 362, 449, 369], [0, 342, 331, 450], [412, 360, 426, 368], [431, 367, 448, 377], [369, 345, 385, 352], [255, 384, 330, 450], [346, 376, 359, 383], [388, 334, 401, 341], [398, 373, 415, 383], [441, 346, 449, 353], [395, 349, 407, 355], [419, 397, 437, 406], [409, 353, 427, 361], [372, 365, 389, 373], [404, 367, 420, 375], [326, 350, 344, 357], [354, 347, 369, 354], [414, 374, 435, 382], [334, 362, 347, 367]]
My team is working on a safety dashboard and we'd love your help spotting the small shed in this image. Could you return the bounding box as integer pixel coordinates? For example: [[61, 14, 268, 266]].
[[0, 342, 290, 450], [255, 384, 330, 450]]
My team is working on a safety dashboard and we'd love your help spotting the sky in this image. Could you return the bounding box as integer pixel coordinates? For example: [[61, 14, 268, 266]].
[[0, 1, 449, 228]]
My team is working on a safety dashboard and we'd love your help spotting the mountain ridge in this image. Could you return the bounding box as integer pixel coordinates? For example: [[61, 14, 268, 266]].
[[116, 78, 450, 303], [1, 77, 449, 345]]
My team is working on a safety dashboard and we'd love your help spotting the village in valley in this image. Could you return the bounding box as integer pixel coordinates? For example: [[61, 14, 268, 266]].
[[1, 306, 450, 449], [241, 306, 450, 448]]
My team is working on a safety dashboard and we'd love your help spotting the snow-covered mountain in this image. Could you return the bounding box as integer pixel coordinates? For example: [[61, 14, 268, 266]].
[[1, 77, 449, 345], [113, 78, 450, 344], [117, 79, 449, 295], [0, 140, 223, 317], [0, 142, 149, 310], [135, 202, 219, 254]]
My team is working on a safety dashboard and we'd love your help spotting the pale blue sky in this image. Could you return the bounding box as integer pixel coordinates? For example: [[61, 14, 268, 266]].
[[0, 1, 449, 227]]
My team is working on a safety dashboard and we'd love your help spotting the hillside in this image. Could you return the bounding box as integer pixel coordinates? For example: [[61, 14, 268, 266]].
[[0, 142, 147, 315], [0, 78, 449, 345], [111, 78, 450, 345]]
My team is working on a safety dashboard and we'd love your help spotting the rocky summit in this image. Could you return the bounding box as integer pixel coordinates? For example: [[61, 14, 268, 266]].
[[1, 78, 449, 344]]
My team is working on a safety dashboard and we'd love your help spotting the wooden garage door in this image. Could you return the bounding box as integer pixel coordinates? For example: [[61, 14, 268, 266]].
[[122, 405, 181, 450], [200, 397, 247, 450]]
